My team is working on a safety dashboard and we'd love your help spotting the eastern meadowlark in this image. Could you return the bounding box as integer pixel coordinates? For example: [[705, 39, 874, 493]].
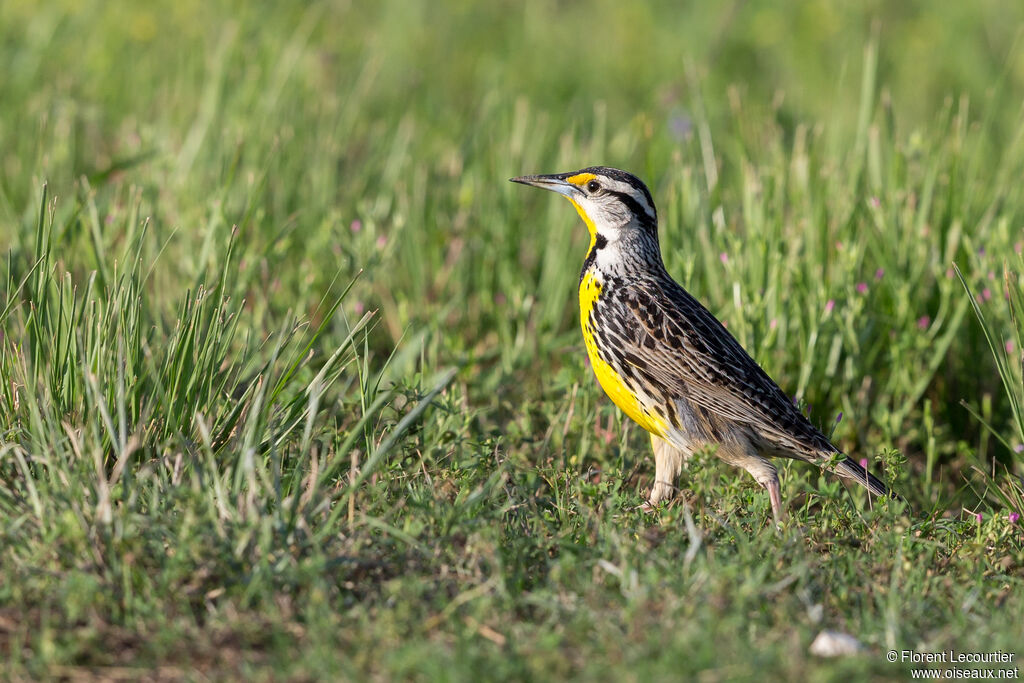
[[511, 166, 892, 523]]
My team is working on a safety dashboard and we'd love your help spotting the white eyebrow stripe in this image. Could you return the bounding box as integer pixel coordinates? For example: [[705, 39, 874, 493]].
[[603, 177, 655, 219]]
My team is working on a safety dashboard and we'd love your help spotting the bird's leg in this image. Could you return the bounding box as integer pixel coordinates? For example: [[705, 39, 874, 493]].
[[716, 442, 785, 525], [646, 434, 687, 507], [747, 465, 785, 527], [762, 475, 785, 526]]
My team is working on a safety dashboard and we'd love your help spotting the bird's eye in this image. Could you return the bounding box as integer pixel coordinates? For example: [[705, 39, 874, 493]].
[[586, 180, 601, 193]]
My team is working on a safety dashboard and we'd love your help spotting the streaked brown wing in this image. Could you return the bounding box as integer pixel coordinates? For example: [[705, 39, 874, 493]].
[[617, 278, 835, 459]]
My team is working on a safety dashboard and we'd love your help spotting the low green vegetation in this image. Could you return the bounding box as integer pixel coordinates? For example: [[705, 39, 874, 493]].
[[1, 1, 1022, 678]]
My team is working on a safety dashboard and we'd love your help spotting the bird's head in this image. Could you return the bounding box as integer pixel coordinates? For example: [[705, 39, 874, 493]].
[[510, 167, 658, 251]]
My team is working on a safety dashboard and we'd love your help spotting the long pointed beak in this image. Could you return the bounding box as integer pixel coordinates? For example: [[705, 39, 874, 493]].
[[509, 173, 579, 198]]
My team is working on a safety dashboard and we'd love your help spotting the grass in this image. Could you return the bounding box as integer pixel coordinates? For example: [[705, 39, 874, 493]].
[[1, 0, 1023, 679]]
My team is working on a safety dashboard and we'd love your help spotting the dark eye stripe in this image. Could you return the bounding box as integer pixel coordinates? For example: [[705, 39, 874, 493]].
[[607, 190, 657, 230], [578, 166, 656, 210]]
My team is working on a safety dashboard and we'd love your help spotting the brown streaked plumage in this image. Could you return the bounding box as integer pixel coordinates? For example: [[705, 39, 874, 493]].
[[511, 166, 893, 523]]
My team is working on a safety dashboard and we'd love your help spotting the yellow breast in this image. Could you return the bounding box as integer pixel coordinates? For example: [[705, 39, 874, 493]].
[[579, 271, 667, 437]]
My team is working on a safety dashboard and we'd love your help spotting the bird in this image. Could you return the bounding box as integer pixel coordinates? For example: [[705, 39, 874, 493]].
[[510, 166, 892, 523]]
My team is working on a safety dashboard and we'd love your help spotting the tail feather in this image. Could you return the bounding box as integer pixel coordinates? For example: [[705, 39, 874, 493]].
[[834, 456, 895, 499]]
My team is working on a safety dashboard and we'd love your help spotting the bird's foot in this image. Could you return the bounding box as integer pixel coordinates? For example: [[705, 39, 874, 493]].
[[765, 477, 786, 529], [642, 479, 679, 513]]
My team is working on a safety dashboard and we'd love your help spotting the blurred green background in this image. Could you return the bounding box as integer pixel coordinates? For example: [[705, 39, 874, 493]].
[[3, 0, 1023, 448]]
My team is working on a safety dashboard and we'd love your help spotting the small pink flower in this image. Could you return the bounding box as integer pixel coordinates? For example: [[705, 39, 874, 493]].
[[946, 268, 955, 279], [988, 271, 996, 281], [769, 318, 777, 331], [975, 512, 983, 523], [719, 252, 729, 264], [856, 282, 868, 295], [353, 301, 365, 315], [917, 316, 930, 330], [1009, 512, 1020, 524], [721, 321, 728, 329], [376, 235, 387, 249], [982, 288, 992, 302], [825, 299, 835, 314], [835, 241, 844, 250], [869, 196, 880, 208], [875, 268, 885, 281], [859, 458, 868, 469], [1007, 341, 1016, 354], [1015, 444, 1024, 454], [1015, 242, 1022, 254], [350, 220, 362, 233]]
